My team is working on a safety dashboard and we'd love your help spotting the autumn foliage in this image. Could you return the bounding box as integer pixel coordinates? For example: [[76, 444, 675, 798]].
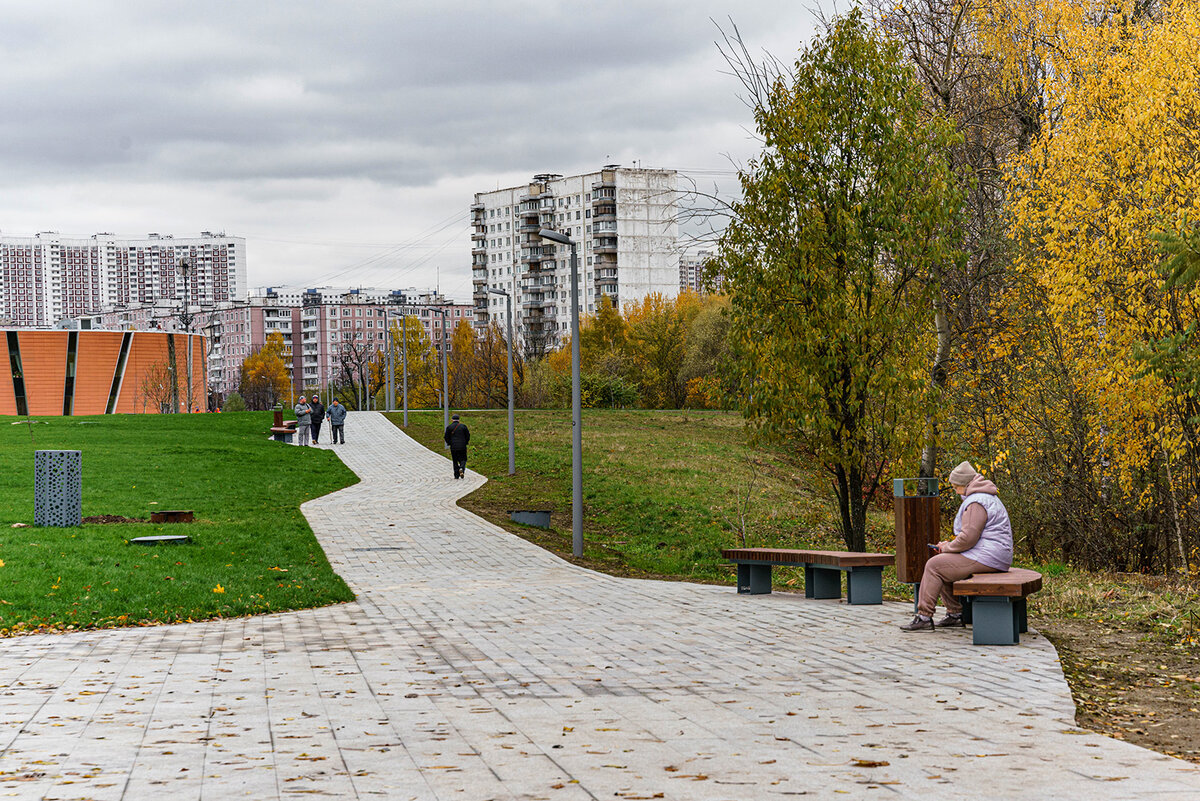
[[851, 0, 1198, 569]]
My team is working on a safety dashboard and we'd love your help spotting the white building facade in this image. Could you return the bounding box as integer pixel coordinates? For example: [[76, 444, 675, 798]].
[[0, 231, 246, 327], [471, 167, 678, 355]]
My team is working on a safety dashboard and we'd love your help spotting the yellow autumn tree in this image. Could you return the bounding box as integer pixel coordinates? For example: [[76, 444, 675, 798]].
[[239, 331, 291, 410], [1003, 0, 1198, 568], [375, 316, 442, 409]]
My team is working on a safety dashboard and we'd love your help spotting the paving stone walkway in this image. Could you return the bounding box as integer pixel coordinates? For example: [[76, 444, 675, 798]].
[[2, 411, 1199, 799]]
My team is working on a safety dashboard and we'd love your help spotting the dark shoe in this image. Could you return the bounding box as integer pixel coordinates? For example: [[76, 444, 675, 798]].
[[935, 613, 965, 628], [899, 615, 934, 632]]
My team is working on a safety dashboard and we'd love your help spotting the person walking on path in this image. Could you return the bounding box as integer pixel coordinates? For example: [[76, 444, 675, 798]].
[[294, 396, 313, 447], [444, 413, 470, 479], [900, 460, 1013, 632], [327, 398, 347, 444], [309, 396, 326, 444]]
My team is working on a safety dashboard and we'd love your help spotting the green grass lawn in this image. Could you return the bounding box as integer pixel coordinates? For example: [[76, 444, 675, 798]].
[[0, 412, 356, 632]]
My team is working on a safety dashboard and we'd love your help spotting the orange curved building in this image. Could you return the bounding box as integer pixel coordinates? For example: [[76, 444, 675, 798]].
[[1, 329, 207, 415]]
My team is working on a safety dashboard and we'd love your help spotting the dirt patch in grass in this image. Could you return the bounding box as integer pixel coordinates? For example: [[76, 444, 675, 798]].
[[1038, 617, 1200, 762], [82, 515, 150, 524]]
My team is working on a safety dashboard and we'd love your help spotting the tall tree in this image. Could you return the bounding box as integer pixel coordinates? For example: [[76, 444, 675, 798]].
[[716, 9, 963, 550], [239, 331, 290, 410]]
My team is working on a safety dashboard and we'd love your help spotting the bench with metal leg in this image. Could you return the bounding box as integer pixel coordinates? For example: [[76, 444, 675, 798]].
[[722, 548, 894, 605], [952, 569, 1043, 645]]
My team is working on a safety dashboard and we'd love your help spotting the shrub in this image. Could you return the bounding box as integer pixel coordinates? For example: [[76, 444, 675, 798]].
[[222, 392, 246, 412]]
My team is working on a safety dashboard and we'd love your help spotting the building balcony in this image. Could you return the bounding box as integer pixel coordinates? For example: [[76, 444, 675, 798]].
[[470, 201, 484, 212], [518, 221, 540, 234], [472, 231, 486, 242], [594, 238, 618, 254], [595, 268, 618, 280], [591, 182, 615, 197], [472, 246, 487, 256], [592, 205, 616, 220], [472, 275, 487, 286]]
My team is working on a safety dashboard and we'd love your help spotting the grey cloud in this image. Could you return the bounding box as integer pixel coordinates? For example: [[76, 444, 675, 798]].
[[0, 0, 825, 292]]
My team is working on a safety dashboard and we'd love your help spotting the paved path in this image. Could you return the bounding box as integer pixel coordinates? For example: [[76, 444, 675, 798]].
[[2, 412, 1199, 800]]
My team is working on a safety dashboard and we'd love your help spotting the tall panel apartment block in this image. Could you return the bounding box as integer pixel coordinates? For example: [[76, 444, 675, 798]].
[[0, 232, 246, 328], [471, 167, 679, 356]]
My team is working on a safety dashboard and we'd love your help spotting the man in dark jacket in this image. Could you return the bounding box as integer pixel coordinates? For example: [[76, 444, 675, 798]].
[[309, 397, 326, 444], [443, 414, 470, 479]]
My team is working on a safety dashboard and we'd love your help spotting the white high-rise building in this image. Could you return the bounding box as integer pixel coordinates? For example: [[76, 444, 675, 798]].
[[471, 167, 678, 355], [0, 231, 246, 327]]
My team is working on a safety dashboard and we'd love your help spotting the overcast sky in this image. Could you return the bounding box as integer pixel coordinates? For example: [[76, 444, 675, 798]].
[[0, 1, 829, 302]]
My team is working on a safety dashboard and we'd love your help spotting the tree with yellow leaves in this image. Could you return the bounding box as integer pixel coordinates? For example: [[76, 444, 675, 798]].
[[1003, 0, 1199, 569], [239, 331, 290, 410]]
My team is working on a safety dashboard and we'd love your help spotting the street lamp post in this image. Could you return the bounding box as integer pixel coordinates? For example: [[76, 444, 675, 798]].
[[487, 288, 516, 475], [178, 259, 194, 413], [386, 309, 413, 426], [434, 306, 450, 433], [386, 319, 395, 412], [538, 228, 582, 557], [401, 313, 409, 426]]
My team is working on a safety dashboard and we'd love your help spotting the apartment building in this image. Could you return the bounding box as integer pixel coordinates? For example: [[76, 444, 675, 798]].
[[90, 285, 472, 403], [471, 166, 678, 355], [0, 231, 246, 327], [679, 249, 724, 295]]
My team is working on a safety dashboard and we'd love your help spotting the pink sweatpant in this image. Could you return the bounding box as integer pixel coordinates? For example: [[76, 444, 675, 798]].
[[917, 553, 1000, 616]]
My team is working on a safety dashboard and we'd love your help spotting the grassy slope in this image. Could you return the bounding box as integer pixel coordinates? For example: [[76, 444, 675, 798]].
[[392, 409, 1199, 633], [389, 409, 903, 589], [0, 412, 356, 632]]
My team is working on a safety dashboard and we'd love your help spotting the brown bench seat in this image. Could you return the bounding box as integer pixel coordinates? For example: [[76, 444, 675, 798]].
[[721, 548, 894, 605], [269, 426, 295, 443], [952, 568, 1044, 645]]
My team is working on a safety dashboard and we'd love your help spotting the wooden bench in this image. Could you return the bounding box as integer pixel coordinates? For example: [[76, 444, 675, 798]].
[[953, 568, 1043, 646], [269, 426, 295, 443], [722, 548, 895, 605]]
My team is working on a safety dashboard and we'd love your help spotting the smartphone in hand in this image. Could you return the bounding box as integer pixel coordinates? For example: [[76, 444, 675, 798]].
[[927, 543, 939, 551]]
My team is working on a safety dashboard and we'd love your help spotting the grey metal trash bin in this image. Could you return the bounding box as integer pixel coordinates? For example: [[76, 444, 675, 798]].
[[34, 450, 82, 527]]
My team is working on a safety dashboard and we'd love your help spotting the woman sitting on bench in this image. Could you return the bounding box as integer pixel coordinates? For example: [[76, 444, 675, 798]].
[[900, 461, 1013, 632]]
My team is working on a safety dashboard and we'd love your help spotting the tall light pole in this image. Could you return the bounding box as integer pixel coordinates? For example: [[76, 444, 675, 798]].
[[178, 258, 194, 413], [388, 309, 412, 426], [434, 306, 450, 433], [401, 312, 409, 426], [538, 228, 582, 557], [386, 314, 395, 412], [487, 288, 516, 475]]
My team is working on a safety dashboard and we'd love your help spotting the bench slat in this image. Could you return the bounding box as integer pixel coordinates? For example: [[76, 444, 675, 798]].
[[952, 568, 1043, 597], [721, 548, 894, 568]]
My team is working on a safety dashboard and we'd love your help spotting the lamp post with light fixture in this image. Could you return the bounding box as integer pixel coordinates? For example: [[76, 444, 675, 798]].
[[537, 227, 582, 557]]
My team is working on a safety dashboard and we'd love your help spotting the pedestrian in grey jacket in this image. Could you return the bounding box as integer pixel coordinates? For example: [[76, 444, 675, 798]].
[[294, 396, 313, 447], [327, 399, 347, 444]]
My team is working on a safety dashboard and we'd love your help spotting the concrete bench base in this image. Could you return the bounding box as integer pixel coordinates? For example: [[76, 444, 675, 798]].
[[269, 427, 295, 444], [953, 568, 1043, 646]]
